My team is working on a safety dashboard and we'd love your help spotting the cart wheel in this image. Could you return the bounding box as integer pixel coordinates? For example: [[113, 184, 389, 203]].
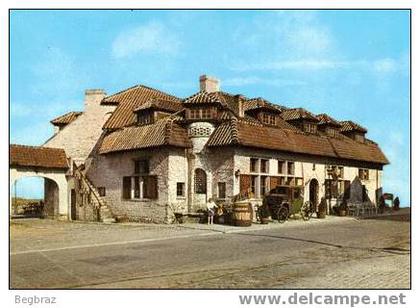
[[277, 206, 289, 223], [301, 201, 313, 221]]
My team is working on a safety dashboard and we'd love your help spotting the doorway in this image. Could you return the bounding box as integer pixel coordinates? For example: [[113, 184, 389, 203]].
[[309, 179, 319, 209]]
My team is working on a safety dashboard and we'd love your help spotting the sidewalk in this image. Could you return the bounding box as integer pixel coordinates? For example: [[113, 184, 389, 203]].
[[176, 215, 355, 234]]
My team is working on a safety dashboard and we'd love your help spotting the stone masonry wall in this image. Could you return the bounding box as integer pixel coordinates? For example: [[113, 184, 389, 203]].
[[233, 147, 382, 207], [44, 90, 115, 165], [86, 148, 170, 223]]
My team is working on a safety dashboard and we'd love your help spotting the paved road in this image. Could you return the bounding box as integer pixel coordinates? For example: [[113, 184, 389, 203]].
[[10, 215, 410, 289]]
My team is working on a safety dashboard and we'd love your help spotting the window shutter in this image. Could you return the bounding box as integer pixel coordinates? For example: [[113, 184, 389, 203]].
[[144, 176, 158, 199], [239, 174, 251, 195], [122, 177, 131, 199]]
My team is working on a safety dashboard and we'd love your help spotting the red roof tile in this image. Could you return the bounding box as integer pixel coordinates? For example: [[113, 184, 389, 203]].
[[50, 111, 82, 126], [99, 117, 190, 154], [134, 98, 183, 113], [10, 144, 69, 170], [207, 120, 388, 165], [102, 85, 181, 129], [281, 108, 319, 122], [340, 120, 368, 133], [316, 113, 341, 127]]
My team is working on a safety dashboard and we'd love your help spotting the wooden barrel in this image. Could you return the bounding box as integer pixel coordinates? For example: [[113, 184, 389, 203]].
[[232, 201, 252, 227]]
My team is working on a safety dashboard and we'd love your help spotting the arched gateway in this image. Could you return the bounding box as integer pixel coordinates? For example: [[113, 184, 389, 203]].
[[10, 144, 69, 220]]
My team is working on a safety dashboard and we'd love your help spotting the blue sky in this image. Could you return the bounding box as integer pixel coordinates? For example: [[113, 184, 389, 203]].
[[10, 10, 410, 205]]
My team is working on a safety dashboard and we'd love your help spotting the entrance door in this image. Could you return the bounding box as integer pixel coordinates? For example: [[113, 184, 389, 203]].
[[71, 189, 77, 220], [309, 179, 319, 209], [194, 169, 207, 209]]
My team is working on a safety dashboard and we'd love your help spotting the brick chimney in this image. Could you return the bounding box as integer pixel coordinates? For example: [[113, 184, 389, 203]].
[[84, 89, 106, 111], [235, 94, 245, 117], [199, 75, 220, 92]]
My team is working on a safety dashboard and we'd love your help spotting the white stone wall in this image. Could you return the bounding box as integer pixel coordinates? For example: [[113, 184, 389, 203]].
[[167, 148, 188, 215], [233, 148, 382, 206], [86, 149, 170, 223], [44, 90, 115, 165]]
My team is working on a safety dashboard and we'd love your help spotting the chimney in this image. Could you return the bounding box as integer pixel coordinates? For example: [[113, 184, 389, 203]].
[[235, 94, 245, 117], [84, 89, 106, 111], [199, 75, 220, 92]]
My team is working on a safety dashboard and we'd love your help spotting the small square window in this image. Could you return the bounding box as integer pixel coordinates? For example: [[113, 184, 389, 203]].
[[260, 159, 269, 173], [278, 160, 285, 174], [287, 162, 295, 175], [98, 187, 106, 197], [250, 158, 258, 173], [135, 160, 149, 174], [176, 182, 185, 197]]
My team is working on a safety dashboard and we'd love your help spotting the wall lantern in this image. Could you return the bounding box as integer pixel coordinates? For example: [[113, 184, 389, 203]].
[[235, 169, 241, 178]]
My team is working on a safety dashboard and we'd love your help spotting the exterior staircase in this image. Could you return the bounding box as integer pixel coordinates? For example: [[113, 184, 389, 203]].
[[74, 164, 116, 223]]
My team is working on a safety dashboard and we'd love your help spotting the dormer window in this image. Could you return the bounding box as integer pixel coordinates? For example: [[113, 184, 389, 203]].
[[303, 122, 317, 134], [137, 112, 153, 126], [326, 127, 338, 137], [261, 113, 276, 125], [186, 107, 215, 120], [354, 133, 365, 143]]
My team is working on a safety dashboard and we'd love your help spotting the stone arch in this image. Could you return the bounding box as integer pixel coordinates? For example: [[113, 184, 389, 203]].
[[309, 178, 319, 208], [10, 168, 68, 220]]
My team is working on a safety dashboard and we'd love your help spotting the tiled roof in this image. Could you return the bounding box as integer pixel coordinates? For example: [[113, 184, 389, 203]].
[[10, 144, 69, 170], [134, 98, 183, 113], [102, 85, 182, 129], [183, 91, 227, 106], [207, 120, 388, 165], [281, 108, 319, 122], [99, 117, 190, 154], [244, 98, 285, 113], [340, 120, 368, 133], [316, 113, 341, 127], [50, 111, 82, 126]]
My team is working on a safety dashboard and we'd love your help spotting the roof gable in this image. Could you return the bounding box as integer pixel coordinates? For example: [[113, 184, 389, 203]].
[[102, 85, 182, 130]]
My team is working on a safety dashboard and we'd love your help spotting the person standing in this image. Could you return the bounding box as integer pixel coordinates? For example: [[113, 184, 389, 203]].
[[393, 196, 400, 211], [207, 198, 217, 225]]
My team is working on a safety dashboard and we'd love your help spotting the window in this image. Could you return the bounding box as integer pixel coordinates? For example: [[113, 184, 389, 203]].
[[134, 160, 149, 174], [260, 159, 269, 173], [176, 183, 185, 197], [337, 166, 344, 178], [278, 160, 285, 174], [251, 175, 258, 196], [287, 162, 295, 175], [98, 187, 106, 197], [201, 108, 212, 119], [359, 168, 369, 180], [250, 158, 258, 173], [122, 176, 158, 200], [262, 113, 276, 125], [137, 113, 152, 126], [303, 122, 317, 134], [194, 169, 207, 193], [355, 133, 365, 143], [326, 127, 338, 137], [189, 109, 201, 119], [260, 176, 268, 196], [218, 182, 226, 199], [188, 108, 213, 120]]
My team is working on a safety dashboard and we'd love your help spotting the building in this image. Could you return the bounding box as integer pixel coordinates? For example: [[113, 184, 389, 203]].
[[38, 75, 388, 223]]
